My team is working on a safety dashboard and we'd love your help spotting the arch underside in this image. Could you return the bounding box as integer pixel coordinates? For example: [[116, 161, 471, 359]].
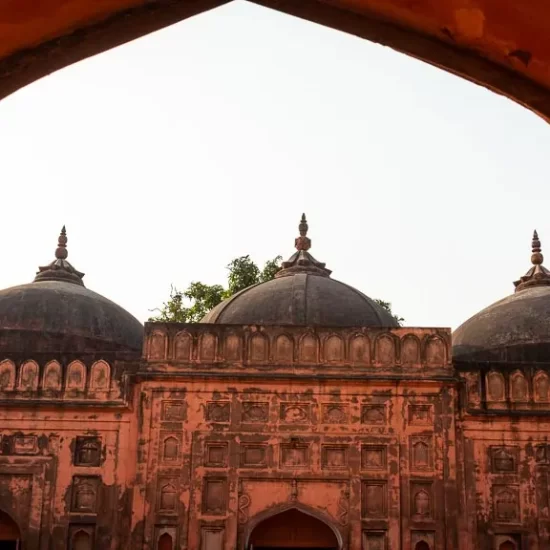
[[246, 505, 341, 550], [1, 0, 550, 122]]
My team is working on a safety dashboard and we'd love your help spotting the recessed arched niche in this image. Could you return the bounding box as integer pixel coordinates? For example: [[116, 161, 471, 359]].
[[18, 360, 39, 391], [66, 361, 86, 391], [534, 370, 550, 402], [249, 332, 268, 363], [90, 360, 110, 392], [510, 370, 529, 402], [324, 335, 344, 363], [43, 360, 62, 391], [486, 371, 505, 402], [199, 333, 217, 362], [349, 334, 370, 365], [174, 331, 192, 361], [0, 359, 16, 391], [401, 335, 420, 366], [149, 331, 167, 360], [425, 336, 446, 366], [375, 335, 395, 366], [299, 334, 319, 363], [224, 333, 243, 362], [275, 334, 294, 364]]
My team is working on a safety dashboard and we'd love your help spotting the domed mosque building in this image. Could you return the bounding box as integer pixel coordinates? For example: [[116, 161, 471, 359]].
[[0, 217, 545, 550]]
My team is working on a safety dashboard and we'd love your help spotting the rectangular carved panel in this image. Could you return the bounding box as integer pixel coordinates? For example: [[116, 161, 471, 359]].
[[74, 436, 102, 467], [205, 443, 228, 467], [321, 403, 349, 424], [361, 405, 386, 425], [157, 477, 179, 514], [362, 531, 387, 550], [13, 435, 38, 455], [361, 445, 387, 470], [162, 401, 186, 421], [200, 527, 224, 550], [280, 403, 311, 424], [410, 481, 433, 520], [490, 446, 519, 473], [322, 445, 348, 469], [280, 443, 310, 469], [206, 402, 231, 423], [71, 476, 100, 513], [493, 485, 520, 524], [203, 479, 227, 515], [410, 435, 433, 471], [362, 481, 387, 518], [241, 402, 269, 423], [408, 405, 433, 425], [240, 444, 268, 467]]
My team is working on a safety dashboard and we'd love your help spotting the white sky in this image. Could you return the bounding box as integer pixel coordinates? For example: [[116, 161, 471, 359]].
[[1, 0, 549, 330]]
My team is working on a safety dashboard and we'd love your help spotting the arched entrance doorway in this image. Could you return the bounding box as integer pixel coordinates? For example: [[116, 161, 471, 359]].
[[0, 510, 20, 550], [248, 508, 339, 550]]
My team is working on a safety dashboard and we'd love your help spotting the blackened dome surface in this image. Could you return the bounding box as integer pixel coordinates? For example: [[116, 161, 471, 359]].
[[201, 273, 398, 327], [0, 281, 143, 354], [453, 286, 550, 362]]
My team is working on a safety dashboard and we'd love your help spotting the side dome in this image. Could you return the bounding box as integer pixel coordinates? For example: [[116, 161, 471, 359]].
[[202, 215, 398, 327], [453, 231, 550, 362], [0, 227, 143, 354]]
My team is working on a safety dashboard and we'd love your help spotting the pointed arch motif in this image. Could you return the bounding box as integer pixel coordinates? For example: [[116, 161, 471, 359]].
[[274, 334, 294, 364], [199, 333, 217, 362], [324, 334, 344, 363], [486, 371, 505, 402], [224, 333, 243, 362], [174, 331, 192, 361], [0, 359, 16, 391], [18, 360, 39, 391], [349, 334, 370, 365], [244, 503, 343, 550], [158, 533, 173, 550], [90, 360, 110, 391], [401, 334, 420, 366], [43, 360, 62, 390], [149, 330, 167, 360], [249, 332, 268, 363], [534, 370, 550, 402], [510, 370, 528, 402], [72, 529, 92, 550], [375, 334, 396, 366], [424, 335, 447, 366], [66, 360, 86, 391], [299, 333, 319, 364]]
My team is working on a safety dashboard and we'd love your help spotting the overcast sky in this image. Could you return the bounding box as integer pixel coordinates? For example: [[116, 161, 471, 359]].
[[1, 0, 549, 330]]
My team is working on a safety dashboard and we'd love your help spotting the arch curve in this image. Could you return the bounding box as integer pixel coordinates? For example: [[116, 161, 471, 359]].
[[244, 503, 343, 550], [0, 508, 21, 544]]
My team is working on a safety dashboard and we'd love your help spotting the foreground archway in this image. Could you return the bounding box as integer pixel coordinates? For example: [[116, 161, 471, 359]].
[[1, 0, 550, 122], [0, 510, 20, 550], [247, 508, 339, 550]]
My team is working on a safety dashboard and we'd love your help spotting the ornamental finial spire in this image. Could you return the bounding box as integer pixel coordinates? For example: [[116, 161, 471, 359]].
[[55, 226, 68, 260], [295, 213, 311, 251], [34, 226, 85, 286], [514, 229, 550, 292], [276, 213, 332, 278]]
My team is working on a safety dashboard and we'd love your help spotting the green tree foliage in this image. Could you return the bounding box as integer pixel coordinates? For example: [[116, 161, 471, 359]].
[[373, 299, 405, 326], [149, 255, 282, 323], [150, 255, 404, 326]]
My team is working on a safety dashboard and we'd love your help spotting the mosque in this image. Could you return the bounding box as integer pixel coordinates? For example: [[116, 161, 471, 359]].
[[0, 215, 547, 550]]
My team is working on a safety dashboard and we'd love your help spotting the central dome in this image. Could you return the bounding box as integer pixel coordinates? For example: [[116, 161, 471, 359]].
[[202, 215, 398, 327]]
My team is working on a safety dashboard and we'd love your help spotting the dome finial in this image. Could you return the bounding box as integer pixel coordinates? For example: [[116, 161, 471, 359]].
[[276, 214, 332, 278], [295, 213, 311, 251], [532, 229, 543, 265], [55, 225, 69, 260], [34, 226, 85, 286], [514, 229, 550, 292]]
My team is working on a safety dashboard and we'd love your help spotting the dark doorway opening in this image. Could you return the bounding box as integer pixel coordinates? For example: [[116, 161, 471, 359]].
[[0, 510, 20, 550], [249, 509, 338, 550]]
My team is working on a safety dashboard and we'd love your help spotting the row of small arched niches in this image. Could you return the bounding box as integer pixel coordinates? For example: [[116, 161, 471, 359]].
[[485, 370, 550, 402], [147, 329, 450, 366], [0, 359, 112, 392]]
